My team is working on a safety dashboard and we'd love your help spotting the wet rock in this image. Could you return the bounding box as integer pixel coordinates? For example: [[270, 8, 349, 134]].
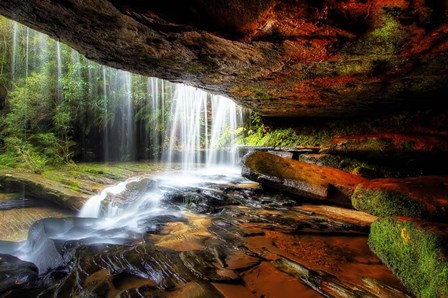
[[321, 134, 448, 173], [273, 257, 411, 298], [51, 242, 224, 298], [369, 217, 448, 298], [242, 152, 366, 207], [164, 186, 239, 214], [242, 262, 318, 297], [0, 172, 89, 211], [224, 206, 371, 234], [267, 151, 294, 159], [180, 249, 240, 282], [102, 178, 156, 210], [0, 254, 38, 294], [295, 204, 378, 230], [237, 146, 316, 160], [0, 198, 43, 210], [352, 176, 448, 221]]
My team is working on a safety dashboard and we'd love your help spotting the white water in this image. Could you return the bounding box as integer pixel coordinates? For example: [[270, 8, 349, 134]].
[[4, 20, 247, 266], [56, 41, 63, 102], [79, 81, 244, 230]]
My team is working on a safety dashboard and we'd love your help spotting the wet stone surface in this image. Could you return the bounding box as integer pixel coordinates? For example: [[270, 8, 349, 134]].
[[0, 173, 412, 297]]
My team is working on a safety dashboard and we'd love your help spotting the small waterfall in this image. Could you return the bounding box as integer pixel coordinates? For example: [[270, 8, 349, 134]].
[[11, 22, 18, 81], [4, 17, 245, 227], [102, 67, 109, 161], [165, 85, 243, 170], [206, 95, 242, 167], [103, 69, 136, 161], [165, 84, 209, 169], [56, 41, 63, 102]]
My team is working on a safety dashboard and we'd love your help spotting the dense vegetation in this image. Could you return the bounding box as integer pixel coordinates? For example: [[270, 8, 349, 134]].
[[0, 18, 176, 172]]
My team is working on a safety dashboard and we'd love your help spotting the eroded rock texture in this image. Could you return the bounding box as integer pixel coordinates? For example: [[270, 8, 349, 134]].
[[0, 0, 447, 116]]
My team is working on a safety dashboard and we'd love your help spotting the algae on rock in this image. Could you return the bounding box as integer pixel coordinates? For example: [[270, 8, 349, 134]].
[[369, 217, 448, 298]]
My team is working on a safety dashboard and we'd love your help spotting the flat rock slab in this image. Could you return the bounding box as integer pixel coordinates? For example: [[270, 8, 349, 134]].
[[295, 204, 378, 229], [369, 217, 448, 298], [352, 176, 448, 221], [242, 151, 366, 207], [0, 205, 71, 242], [0, 172, 90, 211]]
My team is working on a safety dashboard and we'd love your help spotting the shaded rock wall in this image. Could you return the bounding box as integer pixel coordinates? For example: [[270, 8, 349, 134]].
[[0, 0, 447, 116]]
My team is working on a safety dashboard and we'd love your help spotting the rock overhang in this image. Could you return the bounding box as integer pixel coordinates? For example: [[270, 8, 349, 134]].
[[0, 0, 447, 117]]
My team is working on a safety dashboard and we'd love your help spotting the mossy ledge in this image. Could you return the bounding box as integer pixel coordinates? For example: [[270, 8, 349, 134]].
[[369, 217, 448, 298], [352, 186, 426, 218], [351, 177, 448, 221]]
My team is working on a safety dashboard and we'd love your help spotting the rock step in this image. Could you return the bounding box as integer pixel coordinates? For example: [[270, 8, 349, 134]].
[[352, 176, 448, 222], [369, 217, 448, 298], [321, 133, 448, 173], [299, 153, 422, 179], [236, 145, 318, 160], [0, 172, 90, 211], [242, 151, 366, 207]]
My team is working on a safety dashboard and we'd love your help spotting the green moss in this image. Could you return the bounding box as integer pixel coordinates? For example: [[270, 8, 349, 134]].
[[346, 12, 407, 57], [352, 186, 425, 218], [369, 218, 448, 298]]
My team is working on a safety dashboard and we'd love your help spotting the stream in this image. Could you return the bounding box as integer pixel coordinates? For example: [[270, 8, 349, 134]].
[[0, 164, 412, 298]]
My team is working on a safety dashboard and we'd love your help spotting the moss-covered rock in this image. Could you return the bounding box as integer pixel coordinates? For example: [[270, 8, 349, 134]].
[[242, 151, 366, 207], [369, 217, 448, 298], [352, 177, 448, 221], [321, 133, 448, 163]]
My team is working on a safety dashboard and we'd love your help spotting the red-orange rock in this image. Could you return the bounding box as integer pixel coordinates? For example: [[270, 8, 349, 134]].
[[0, 1, 446, 117], [352, 176, 448, 221], [242, 151, 366, 207]]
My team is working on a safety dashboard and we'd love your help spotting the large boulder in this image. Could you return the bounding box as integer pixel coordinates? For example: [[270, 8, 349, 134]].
[[242, 151, 366, 207], [0, 254, 38, 294]]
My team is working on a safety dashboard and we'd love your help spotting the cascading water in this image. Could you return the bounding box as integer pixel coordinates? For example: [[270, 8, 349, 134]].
[[56, 41, 63, 102], [2, 19, 247, 273]]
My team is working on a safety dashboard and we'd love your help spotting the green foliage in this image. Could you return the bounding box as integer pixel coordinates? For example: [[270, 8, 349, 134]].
[[369, 218, 448, 298], [237, 112, 331, 147], [352, 186, 425, 218], [0, 17, 177, 167]]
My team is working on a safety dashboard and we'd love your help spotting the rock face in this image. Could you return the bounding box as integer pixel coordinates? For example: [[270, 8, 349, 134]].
[[0, 1, 447, 117], [0, 254, 38, 294], [242, 151, 366, 207]]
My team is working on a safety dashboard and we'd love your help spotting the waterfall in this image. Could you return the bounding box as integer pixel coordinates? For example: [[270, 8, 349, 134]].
[[165, 84, 209, 169], [3, 17, 248, 251], [206, 95, 242, 167], [165, 84, 243, 170], [102, 69, 137, 161], [11, 22, 17, 81], [56, 41, 63, 102], [6, 18, 243, 167]]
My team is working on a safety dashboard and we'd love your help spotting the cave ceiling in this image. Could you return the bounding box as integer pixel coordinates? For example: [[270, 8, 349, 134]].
[[0, 0, 447, 117]]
